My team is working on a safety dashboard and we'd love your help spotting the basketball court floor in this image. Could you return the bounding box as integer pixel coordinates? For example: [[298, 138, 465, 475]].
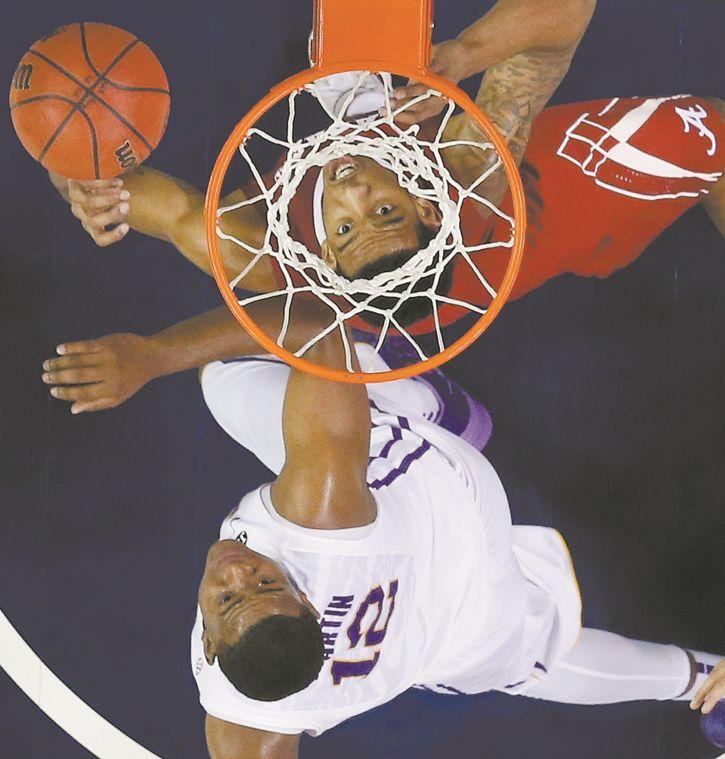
[[1, 1, 723, 757]]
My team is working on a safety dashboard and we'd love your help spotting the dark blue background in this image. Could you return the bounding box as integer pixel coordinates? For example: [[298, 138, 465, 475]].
[[1, 1, 723, 757]]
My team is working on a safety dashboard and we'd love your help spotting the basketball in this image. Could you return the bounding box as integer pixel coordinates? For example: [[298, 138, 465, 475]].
[[9, 22, 170, 179]]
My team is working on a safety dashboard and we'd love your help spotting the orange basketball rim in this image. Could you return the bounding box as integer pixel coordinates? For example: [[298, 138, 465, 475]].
[[205, 0, 526, 384]]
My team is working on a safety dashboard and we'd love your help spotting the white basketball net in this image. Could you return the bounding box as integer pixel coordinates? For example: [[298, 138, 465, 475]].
[[217, 72, 516, 373]]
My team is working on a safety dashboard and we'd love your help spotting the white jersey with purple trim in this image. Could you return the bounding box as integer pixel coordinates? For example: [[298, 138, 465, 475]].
[[191, 347, 581, 736]]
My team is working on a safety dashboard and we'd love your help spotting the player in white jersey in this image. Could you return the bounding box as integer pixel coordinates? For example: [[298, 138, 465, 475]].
[[192, 346, 583, 736], [40, 300, 725, 757]]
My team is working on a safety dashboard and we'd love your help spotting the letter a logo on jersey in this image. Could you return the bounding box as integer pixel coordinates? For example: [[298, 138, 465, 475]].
[[557, 96, 721, 200], [674, 104, 717, 156]]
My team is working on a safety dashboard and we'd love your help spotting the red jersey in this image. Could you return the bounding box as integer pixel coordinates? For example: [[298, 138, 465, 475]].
[[256, 95, 723, 335]]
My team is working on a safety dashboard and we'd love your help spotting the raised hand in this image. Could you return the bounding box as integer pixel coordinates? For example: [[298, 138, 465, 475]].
[[41, 333, 159, 414], [388, 40, 474, 127]]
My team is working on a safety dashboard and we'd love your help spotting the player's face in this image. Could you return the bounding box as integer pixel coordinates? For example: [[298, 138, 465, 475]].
[[320, 156, 440, 278], [198, 539, 316, 662]]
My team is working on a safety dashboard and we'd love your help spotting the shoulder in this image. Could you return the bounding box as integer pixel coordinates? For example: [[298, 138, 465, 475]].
[[205, 715, 300, 759]]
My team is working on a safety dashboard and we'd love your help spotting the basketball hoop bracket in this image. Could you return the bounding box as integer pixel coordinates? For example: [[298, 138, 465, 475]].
[[311, 0, 433, 71]]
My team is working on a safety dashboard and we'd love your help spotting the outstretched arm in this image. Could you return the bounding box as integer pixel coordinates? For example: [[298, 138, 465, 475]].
[[441, 43, 578, 204], [42, 299, 373, 525], [395, 0, 595, 124], [43, 296, 373, 526], [394, 0, 596, 203], [49, 167, 276, 292], [41, 300, 330, 413]]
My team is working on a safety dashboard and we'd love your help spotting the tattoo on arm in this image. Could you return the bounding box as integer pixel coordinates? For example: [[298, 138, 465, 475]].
[[443, 46, 575, 205], [478, 48, 574, 161]]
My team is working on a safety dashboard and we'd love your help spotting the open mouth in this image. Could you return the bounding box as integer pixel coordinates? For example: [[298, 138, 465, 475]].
[[327, 156, 359, 181]]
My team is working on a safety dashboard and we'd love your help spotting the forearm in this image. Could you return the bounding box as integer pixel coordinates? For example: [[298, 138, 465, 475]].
[[475, 47, 574, 164], [439, 0, 592, 202], [444, 47, 572, 207], [455, 0, 596, 80], [442, 45, 572, 204], [146, 300, 341, 381], [49, 164, 213, 271], [124, 167, 271, 286], [121, 165, 205, 249], [53, 161, 272, 287]]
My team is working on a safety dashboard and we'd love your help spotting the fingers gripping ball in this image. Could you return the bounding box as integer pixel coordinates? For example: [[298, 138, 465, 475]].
[[702, 700, 725, 749], [9, 22, 170, 179]]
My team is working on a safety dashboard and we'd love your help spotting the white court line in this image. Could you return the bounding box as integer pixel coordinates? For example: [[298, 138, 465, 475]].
[[2, 604, 722, 758], [0, 608, 161, 758]]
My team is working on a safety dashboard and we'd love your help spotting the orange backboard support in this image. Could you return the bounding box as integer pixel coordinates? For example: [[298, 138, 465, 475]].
[[312, 0, 433, 72]]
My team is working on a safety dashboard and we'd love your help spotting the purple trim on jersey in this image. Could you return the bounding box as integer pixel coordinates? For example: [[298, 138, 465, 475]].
[[534, 661, 548, 673], [374, 427, 402, 460], [504, 680, 527, 689], [331, 652, 380, 685], [368, 404, 411, 464], [418, 373, 469, 433], [369, 440, 431, 490], [698, 662, 716, 675]]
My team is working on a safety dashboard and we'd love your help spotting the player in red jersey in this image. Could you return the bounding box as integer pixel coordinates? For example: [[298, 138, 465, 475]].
[[49, 0, 598, 319], [237, 93, 724, 334], [52, 82, 723, 338], [52, 92, 723, 336]]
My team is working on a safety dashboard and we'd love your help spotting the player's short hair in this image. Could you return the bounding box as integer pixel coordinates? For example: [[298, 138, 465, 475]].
[[218, 611, 325, 702], [346, 224, 453, 328]]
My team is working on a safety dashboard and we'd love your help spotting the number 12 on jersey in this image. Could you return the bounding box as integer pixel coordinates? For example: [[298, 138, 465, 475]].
[[331, 580, 399, 685]]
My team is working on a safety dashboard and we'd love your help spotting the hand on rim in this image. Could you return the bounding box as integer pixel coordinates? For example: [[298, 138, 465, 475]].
[[388, 40, 474, 126]]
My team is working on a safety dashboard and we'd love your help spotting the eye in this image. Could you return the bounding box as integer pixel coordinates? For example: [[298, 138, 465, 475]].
[[258, 578, 274, 587], [337, 222, 352, 235], [218, 593, 232, 606], [377, 204, 394, 215]]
